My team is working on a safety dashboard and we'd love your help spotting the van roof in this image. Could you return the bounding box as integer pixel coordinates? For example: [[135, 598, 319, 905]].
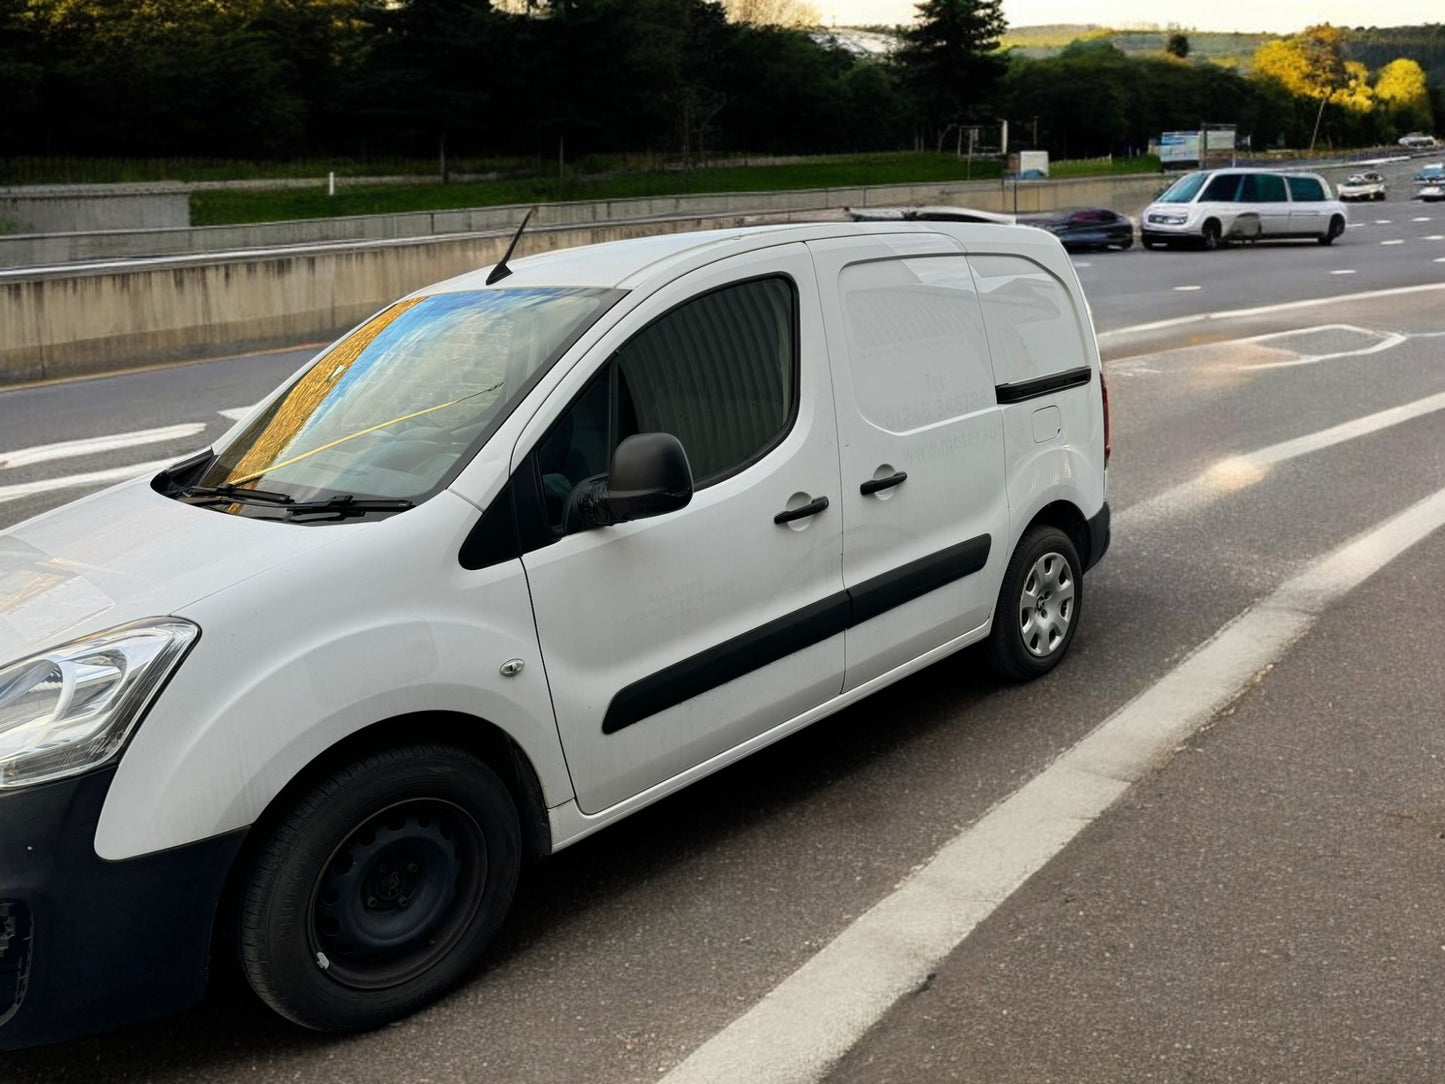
[[417, 219, 1058, 295]]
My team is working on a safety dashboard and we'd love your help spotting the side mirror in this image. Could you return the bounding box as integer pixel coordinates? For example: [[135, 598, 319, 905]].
[[607, 433, 693, 522], [564, 433, 693, 531]]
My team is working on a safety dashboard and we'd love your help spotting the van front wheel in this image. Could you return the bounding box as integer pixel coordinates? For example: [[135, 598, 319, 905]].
[[985, 526, 1083, 681], [237, 744, 520, 1031]]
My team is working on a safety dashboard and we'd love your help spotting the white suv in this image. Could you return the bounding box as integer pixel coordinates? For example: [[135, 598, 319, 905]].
[[1141, 168, 1348, 249], [0, 220, 1110, 1048]]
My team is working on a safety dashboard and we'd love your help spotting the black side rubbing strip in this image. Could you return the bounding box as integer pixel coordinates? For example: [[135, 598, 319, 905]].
[[602, 533, 992, 734], [995, 365, 1092, 405], [849, 535, 991, 627], [602, 593, 852, 734]]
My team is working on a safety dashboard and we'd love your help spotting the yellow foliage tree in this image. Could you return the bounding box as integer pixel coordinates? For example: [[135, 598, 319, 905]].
[[1374, 57, 1434, 132], [1251, 25, 1361, 149]]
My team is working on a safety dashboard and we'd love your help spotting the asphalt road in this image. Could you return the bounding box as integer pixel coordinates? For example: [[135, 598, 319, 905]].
[[2, 215, 1444, 1082]]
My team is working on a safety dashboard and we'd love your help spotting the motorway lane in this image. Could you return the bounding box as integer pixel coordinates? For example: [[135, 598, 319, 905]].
[[827, 523, 1445, 1084], [3, 266, 1445, 1080]]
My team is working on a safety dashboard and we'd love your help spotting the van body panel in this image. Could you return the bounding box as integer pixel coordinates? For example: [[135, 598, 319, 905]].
[[809, 235, 1009, 690], [94, 491, 569, 860]]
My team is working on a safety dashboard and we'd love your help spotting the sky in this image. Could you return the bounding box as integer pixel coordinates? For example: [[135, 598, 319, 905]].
[[818, 0, 1444, 34]]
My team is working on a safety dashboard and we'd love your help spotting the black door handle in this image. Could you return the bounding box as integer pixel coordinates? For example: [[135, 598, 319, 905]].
[[774, 496, 829, 524], [860, 471, 907, 496]]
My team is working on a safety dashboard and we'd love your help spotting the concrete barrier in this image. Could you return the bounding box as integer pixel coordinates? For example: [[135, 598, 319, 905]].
[[0, 183, 190, 235], [0, 175, 1171, 268], [0, 175, 1172, 386]]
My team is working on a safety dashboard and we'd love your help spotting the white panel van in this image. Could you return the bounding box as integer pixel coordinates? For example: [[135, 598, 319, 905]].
[[0, 220, 1110, 1047]]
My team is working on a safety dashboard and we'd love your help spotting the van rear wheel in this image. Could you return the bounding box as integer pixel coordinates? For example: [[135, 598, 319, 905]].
[[237, 744, 520, 1031], [985, 526, 1082, 681]]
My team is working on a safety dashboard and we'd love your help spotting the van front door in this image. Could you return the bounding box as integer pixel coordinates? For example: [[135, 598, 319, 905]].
[[516, 246, 845, 814], [808, 236, 1010, 691]]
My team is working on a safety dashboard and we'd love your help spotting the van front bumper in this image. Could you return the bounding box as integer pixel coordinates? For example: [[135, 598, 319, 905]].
[[0, 765, 246, 1051]]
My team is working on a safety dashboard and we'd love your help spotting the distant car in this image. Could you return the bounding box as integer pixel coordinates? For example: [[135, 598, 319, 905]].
[[1336, 171, 1387, 201], [1399, 132, 1439, 148], [1413, 164, 1445, 201], [1415, 165, 1445, 201], [1020, 207, 1134, 250]]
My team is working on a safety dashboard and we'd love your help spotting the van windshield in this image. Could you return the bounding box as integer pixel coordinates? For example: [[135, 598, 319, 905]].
[[192, 288, 619, 511], [1156, 173, 1208, 203]]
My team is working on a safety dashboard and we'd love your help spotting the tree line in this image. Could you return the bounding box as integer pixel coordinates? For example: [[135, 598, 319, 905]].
[[0, 0, 1437, 168]]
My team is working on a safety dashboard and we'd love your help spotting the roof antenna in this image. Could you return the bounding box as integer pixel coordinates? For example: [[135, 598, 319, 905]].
[[486, 206, 536, 285]]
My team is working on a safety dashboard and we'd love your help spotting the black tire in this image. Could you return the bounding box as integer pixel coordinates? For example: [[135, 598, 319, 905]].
[[1318, 215, 1345, 245], [985, 526, 1083, 681], [1117, 236, 1134, 250], [238, 744, 520, 1031], [1200, 219, 1222, 251]]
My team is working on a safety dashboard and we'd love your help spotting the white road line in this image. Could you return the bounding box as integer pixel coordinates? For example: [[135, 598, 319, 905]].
[[1330, 269, 1357, 275], [1380, 239, 1406, 245], [0, 424, 205, 470], [0, 458, 181, 505], [1424, 234, 1445, 241], [218, 405, 258, 422], [1238, 324, 1405, 371], [1118, 388, 1445, 529], [1413, 217, 1433, 222], [1173, 285, 1202, 291], [1374, 219, 1393, 224], [660, 486, 1445, 1084], [1098, 282, 1445, 341]]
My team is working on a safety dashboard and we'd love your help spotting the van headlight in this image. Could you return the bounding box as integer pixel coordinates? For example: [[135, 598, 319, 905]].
[[0, 619, 198, 789]]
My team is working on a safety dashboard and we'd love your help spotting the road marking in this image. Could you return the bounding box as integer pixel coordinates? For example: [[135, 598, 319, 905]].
[[1380, 239, 1406, 245], [1374, 219, 1393, 224], [1098, 282, 1445, 340], [1173, 285, 1202, 291], [1236, 324, 1405, 371], [1330, 269, 1357, 275], [218, 405, 259, 422], [1425, 235, 1445, 241], [0, 423, 205, 470], [660, 486, 1445, 1084], [0, 458, 182, 505], [1118, 387, 1445, 529], [1413, 217, 1433, 222]]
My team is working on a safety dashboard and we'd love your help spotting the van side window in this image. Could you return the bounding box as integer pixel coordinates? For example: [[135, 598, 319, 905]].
[[966, 254, 1089, 388], [1202, 174, 1242, 201], [1286, 175, 1326, 202], [531, 275, 798, 533], [838, 256, 994, 432], [613, 276, 797, 485], [1241, 173, 1287, 202]]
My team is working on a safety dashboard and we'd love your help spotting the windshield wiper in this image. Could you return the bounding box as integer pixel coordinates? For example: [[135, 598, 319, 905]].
[[281, 495, 414, 518], [177, 483, 296, 506]]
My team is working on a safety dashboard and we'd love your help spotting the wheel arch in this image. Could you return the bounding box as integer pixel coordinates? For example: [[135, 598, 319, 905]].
[[211, 711, 553, 977], [1017, 499, 1092, 570]]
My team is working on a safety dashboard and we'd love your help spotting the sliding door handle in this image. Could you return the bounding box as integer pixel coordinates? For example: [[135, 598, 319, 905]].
[[774, 496, 830, 524], [860, 471, 907, 496]]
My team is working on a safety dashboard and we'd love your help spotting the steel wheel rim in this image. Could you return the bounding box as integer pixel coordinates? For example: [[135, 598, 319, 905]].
[[1017, 551, 1075, 658], [309, 798, 487, 990]]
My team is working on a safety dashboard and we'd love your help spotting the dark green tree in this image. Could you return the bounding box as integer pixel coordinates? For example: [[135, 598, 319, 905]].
[[1165, 31, 1189, 59], [895, 0, 1008, 152]]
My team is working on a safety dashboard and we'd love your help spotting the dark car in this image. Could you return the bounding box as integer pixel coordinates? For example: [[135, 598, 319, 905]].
[[1020, 208, 1134, 251]]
